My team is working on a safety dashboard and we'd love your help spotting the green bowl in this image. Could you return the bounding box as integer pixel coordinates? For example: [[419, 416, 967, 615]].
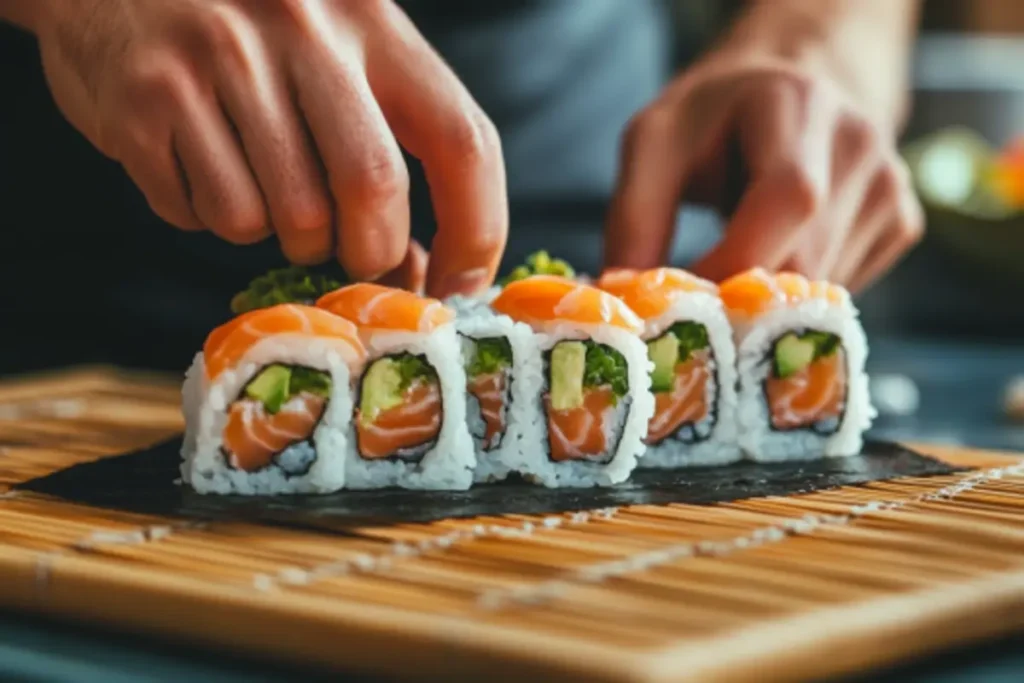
[[903, 128, 1024, 283]]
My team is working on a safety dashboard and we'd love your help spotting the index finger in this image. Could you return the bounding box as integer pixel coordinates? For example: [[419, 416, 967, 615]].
[[691, 76, 833, 281], [365, 3, 507, 299]]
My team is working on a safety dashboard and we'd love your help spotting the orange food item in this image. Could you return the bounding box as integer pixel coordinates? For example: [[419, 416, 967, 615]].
[[356, 380, 442, 459], [719, 269, 846, 318], [491, 275, 643, 333], [222, 393, 326, 472], [597, 267, 717, 320], [316, 283, 453, 334], [544, 386, 617, 461], [204, 304, 365, 380], [646, 350, 711, 444], [468, 371, 508, 448], [765, 349, 847, 430]]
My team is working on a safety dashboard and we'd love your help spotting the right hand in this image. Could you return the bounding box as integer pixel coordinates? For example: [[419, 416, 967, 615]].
[[32, 0, 507, 297]]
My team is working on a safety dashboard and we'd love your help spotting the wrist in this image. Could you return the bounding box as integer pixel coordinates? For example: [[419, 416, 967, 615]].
[[719, 0, 918, 131]]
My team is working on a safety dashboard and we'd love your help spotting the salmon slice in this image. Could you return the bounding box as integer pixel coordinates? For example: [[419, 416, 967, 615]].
[[765, 349, 848, 430], [491, 276, 643, 333], [544, 386, 617, 462], [468, 371, 508, 449], [597, 267, 717, 320], [646, 350, 711, 444], [356, 380, 443, 459], [204, 304, 365, 381], [317, 283, 453, 334], [719, 269, 847, 319], [222, 393, 326, 472]]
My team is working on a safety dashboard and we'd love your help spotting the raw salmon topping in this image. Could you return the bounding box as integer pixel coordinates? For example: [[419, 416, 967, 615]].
[[317, 283, 453, 333], [597, 267, 717, 320], [356, 380, 442, 459], [719, 269, 848, 319], [765, 348, 848, 430], [204, 304, 365, 380], [646, 350, 711, 444], [222, 393, 326, 472], [468, 371, 509, 449], [545, 386, 617, 462], [491, 276, 643, 333]]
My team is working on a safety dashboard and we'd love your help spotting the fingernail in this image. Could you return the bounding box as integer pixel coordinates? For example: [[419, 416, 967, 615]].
[[437, 268, 490, 298]]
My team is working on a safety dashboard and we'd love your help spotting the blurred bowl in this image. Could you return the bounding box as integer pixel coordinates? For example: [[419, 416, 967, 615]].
[[902, 34, 1024, 285], [903, 127, 1024, 284]]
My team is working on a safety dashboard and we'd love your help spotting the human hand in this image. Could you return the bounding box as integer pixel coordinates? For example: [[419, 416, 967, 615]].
[[603, 1, 923, 292], [31, 0, 506, 297]]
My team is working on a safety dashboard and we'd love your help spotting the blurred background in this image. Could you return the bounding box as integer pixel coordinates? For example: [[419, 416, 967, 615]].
[[0, 0, 1022, 451]]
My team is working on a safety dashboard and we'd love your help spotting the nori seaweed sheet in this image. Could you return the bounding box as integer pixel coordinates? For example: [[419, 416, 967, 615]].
[[15, 438, 965, 529]]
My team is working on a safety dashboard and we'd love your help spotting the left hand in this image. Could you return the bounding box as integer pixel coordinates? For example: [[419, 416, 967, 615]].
[[603, 9, 924, 293]]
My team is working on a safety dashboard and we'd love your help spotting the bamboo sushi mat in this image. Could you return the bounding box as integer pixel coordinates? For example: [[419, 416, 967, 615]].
[[0, 366, 1022, 682]]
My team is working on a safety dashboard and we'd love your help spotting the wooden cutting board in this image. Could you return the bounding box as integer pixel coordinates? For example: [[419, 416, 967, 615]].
[[0, 366, 1021, 683]]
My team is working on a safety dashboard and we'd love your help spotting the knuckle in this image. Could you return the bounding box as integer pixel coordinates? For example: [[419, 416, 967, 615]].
[[777, 161, 826, 219], [207, 203, 267, 244], [443, 108, 502, 165], [875, 163, 904, 202], [278, 197, 333, 234], [898, 199, 926, 245], [195, 5, 254, 74], [121, 52, 190, 110], [841, 116, 880, 160], [344, 148, 409, 207], [622, 103, 673, 154]]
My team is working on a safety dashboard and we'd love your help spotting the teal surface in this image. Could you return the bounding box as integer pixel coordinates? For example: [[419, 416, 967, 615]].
[[0, 612, 1018, 683]]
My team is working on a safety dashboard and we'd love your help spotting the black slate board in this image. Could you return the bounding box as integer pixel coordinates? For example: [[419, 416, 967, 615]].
[[15, 437, 965, 529]]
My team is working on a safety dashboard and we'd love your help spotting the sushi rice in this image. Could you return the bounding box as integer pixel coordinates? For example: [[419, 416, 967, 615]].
[[729, 278, 875, 462], [344, 323, 475, 490], [181, 336, 358, 495]]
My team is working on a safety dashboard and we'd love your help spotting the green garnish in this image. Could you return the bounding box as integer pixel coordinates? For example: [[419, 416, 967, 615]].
[[500, 250, 576, 285], [394, 353, 438, 390], [582, 341, 629, 399], [244, 364, 332, 414], [231, 267, 342, 315], [802, 331, 841, 358], [468, 337, 513, 377], [290, 366, 333, 398], [667, 321, 710, 362]]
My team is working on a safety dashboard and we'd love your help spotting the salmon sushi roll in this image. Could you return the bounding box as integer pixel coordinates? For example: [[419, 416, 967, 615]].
[[719, 269, 875, 461], [490, 275, 654, 487], [597, 268, 740, 467], [445, 295, 542, 483], [181, 304, 367, 494], [317, 284, 474, 490]]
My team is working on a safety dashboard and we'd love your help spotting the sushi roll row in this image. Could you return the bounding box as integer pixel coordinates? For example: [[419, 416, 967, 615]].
[[180, 263, 874, 494]]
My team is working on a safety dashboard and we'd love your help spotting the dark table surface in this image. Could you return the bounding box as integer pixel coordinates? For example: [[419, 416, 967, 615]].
[[1, 334, 1022, 682]]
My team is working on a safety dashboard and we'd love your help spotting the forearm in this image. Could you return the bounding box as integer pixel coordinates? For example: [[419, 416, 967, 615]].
[[727, 0, 922, 131]]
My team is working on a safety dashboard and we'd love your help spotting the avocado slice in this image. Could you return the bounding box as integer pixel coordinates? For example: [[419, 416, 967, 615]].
[[359, 358, 407, 425], [550, 341, 586, 411], [245, 364, 292, 414], [648, 333, 680, 393], [774, 333, 816, 379]]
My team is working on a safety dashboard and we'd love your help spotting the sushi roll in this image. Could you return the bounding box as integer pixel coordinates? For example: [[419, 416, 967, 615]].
[[446, 295, 542, 483], [490, 275, 654, 487], [181, 304, 367, 495], [597, 268, 740, 467], [316, 283, 475, 490], [719, 269, 875, 461]]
